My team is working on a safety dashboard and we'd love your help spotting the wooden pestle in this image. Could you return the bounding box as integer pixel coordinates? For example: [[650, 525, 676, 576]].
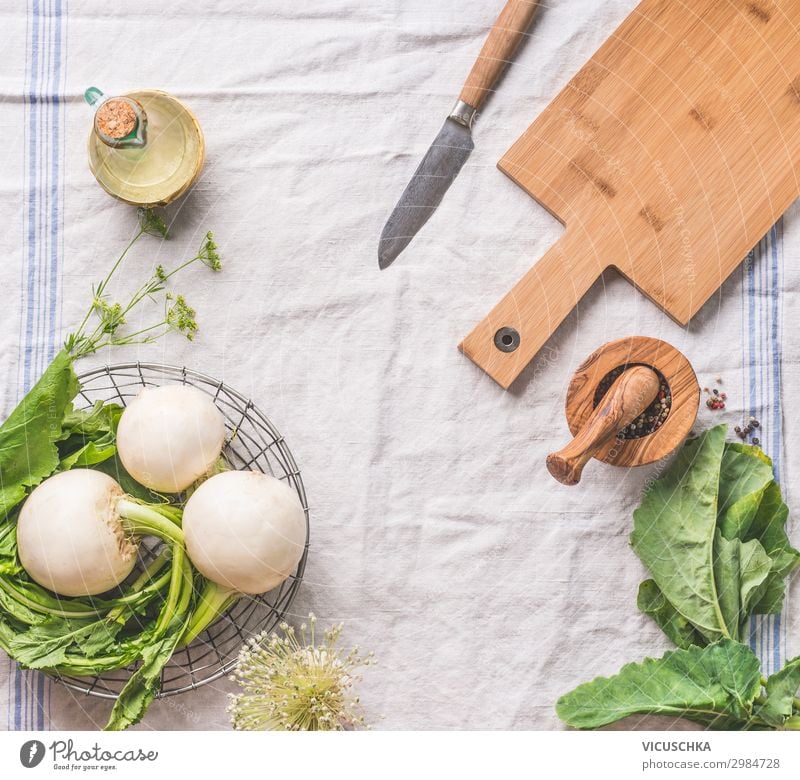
[[547, 365, 660, 485]]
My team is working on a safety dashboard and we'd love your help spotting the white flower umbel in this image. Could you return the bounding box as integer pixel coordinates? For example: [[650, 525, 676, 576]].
[[227, 614, 374, 731]]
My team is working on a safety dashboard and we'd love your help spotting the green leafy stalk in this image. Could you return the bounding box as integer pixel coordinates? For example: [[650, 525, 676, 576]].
[[116, 499, 185, 546], [180, 580, 239, 647], [559, 425, 800, 731], [0, 576, 105, 621], [104, 554, 194, 732]]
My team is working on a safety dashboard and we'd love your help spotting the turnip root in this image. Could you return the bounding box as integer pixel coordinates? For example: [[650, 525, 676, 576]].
[[17, 469, 184, 598], [116, 385, 226, 493], [184, 470, 306, 593], [180, 470, 306, 644]]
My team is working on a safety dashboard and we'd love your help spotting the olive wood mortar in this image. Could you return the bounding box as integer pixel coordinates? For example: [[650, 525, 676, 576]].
[[548, 336, 699, 485]]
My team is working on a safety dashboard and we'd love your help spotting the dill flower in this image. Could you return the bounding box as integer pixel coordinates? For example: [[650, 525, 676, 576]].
[[198, 231, 222, 271], [228, 614, 374, 731], [138, 207, 169, 238], [165, 293, 198, 340]]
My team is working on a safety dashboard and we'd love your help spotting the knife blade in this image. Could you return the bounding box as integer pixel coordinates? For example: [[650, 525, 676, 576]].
[[378, 117, 473, 270], [378, 0, 541, 269]]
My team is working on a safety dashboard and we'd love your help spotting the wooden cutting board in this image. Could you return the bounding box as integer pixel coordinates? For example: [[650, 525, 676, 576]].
[[460, 0, 800, 389]]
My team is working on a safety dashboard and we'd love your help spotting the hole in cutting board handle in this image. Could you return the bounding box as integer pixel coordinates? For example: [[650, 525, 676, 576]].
[[494, 327, 520, 353]]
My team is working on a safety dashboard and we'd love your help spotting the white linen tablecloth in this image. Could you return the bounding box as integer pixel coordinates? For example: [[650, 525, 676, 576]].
[[0, 0, 797, 730]]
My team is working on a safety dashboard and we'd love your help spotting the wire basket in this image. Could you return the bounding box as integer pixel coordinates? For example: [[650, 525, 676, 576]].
[[54, 362, 310, 699]]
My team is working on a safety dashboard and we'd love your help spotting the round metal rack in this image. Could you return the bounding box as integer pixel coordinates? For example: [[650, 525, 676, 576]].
[[54, 362, 309, 699]]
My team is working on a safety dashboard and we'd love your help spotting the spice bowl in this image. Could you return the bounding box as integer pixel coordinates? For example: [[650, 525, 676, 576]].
[[547, 337, 700, 484]]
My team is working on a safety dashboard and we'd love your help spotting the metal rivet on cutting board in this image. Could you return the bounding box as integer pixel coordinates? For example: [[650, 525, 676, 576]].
[[494, 327, 520, 353]]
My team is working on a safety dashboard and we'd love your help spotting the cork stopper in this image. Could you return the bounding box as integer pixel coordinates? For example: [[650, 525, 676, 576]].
[[95, 98, 137, 140]]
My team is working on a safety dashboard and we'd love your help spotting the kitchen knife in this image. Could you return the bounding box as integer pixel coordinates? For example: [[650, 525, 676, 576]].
[[378, 0, 541, 269]]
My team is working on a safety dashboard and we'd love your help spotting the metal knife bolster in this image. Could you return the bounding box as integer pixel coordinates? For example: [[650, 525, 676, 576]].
[[449, 100, 478, 129]]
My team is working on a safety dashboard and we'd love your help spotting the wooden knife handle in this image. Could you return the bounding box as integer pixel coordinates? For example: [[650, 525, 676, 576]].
[[546, 366, 661, 485], [459, 0, 541, 111]]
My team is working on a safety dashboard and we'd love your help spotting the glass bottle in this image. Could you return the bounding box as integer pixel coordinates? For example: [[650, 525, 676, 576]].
[[85, 87, 205, 207]]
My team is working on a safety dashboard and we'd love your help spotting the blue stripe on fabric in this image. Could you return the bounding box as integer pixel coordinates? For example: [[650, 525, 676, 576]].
[[14, 0, 65, 731], [747, 247, 757, 426], [743, 249, 755, 655], [744, 220, 786, 676], [38, 0, 50, 380], [760, 233, 768, 671], [749, 617, 758, 658], [770, 223, 781, 476], [14, 662, 21, 730], [17, 0, 41, 730], [37, 671, 45, 731], [770, 220, 783, 675], [35, 0, 48, 385], [760, 234, 767, 670], [744, 238, 760, 660], [38, 0, 66, 730], [777, 220, 787, 664], [765, 228, 774, 673], [23, 0, 40, 395], [49, 0, 63, 362]]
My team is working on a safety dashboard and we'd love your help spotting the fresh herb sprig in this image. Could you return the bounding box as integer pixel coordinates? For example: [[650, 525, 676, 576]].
[[64, 209, 221, 359]]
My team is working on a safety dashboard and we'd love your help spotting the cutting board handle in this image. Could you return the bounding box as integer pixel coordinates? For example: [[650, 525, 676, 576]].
[[459, 0, 541, 111], [459, 231, 604, 388]]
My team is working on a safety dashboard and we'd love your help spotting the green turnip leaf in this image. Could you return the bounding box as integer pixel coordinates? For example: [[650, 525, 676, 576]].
[[104, 617, 187, 731], [72, 619, 125, 658], [0, 522, 21, 576], [10, 617, 104, 668], [717, 445, 773, 540], [712, 532, 771, 641], [92, 455, 163, 503], [636, 580, 706, 649], [59, 440, 118, 470], [567, 426, 798, 732], [631, 425, 729, 641], [60, 402, 122, 437], [0, 350, 79, 520], [632, 426, 797, 646], [0, 579, 44, 627], [754, 656, 800, 728], [742, 482, 800, 614], [56, 402, 122, 471], [556, 639, 761, 729]]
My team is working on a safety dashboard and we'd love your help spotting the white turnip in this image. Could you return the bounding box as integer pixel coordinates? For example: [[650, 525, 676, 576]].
[[184, 470, 306, 593], [17, 469, 184, 598], [116, 384, 226, 493], [180, 470, 306, 644]]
